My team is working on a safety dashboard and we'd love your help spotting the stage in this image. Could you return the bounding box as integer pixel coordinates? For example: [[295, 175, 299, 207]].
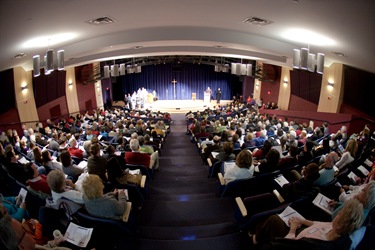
[[113, 100, 232, 114]]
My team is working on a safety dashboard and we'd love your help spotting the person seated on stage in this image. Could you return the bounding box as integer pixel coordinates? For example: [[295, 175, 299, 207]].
[[250, 199, 363, 246], [81, 174, 127, 220], [224, 149, 254, 184], [47, 169, 83, 204]]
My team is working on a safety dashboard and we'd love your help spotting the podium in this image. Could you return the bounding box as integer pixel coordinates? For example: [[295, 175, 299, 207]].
[[204, 92, 211, 103]]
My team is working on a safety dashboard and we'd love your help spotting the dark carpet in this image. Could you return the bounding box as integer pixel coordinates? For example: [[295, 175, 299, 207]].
[[135, 113, 252, 250]]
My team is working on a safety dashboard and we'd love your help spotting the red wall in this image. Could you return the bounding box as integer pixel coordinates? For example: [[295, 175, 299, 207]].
[[76, 82, 97, 113], [37, 96, 69, 123], [340, 103, 375, 135], [260, 64, 281, 106], [288, 95, 317, 112], [260, 109, 352, 133], [0, 108, 21, 136]]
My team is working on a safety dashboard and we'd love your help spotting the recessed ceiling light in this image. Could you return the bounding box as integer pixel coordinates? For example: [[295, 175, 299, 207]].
[[22, 33, 77, 48], [134, 46, 143, 49], [13, 53, 27, 59], [282, 29, 335, 46], [214, 45, 224, 48]]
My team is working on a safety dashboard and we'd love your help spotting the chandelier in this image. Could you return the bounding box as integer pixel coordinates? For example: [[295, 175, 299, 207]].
[[33, 49, 64, 77]]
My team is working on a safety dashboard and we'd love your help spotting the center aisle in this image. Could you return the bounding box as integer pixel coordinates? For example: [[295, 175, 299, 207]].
[[136, 113, 250, 250]]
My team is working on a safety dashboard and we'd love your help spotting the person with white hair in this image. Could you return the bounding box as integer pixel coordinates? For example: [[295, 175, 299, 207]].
[[125, 139, 152, 169]]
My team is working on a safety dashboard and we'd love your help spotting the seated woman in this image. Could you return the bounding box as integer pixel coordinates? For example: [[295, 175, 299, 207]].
[[59, 150, 84, 182], [224, 149, 254, 184], [42, 150, 63, 173], [252, 140, 272, 160], [0, 195, 28, 222], [46, 170, 83, 204], [334, 139, 358, 171], [251, 199, 363, 246], [231, 134, 241, 150], [214, 141, 236, 164], [241, 132, 256, 149], [255, 148, 280, 175], [282, 163, 320, 200], [313, 151, 339, 186], [81, 174, 127, 220]]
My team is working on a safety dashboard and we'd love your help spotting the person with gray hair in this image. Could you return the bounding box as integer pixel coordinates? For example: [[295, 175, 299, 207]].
[[46, 170, 83, 204], [314, 151, 339, 186], [125, 139, 152, 169]]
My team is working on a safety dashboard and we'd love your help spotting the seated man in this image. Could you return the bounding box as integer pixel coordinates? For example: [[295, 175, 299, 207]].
[[125, 139, 152, 169], [67, 137, 84, 160]]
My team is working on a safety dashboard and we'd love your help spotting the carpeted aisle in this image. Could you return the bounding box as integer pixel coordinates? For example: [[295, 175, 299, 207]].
[[135, 113, 251, 250]]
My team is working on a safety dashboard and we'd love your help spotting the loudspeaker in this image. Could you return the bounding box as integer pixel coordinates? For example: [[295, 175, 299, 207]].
[[293, 49, 300, 69], [300, 48, 309, 70], [316, 53, 325, 74]]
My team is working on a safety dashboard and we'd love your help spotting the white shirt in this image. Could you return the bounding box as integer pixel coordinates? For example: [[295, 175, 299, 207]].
[[224, 165, 254, 184]]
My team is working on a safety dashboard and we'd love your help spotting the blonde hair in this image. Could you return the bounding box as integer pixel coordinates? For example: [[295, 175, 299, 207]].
[[362, 180, 375, 209], [345, 139, 358, 157], [334, 199, 363, 236], [82, 174, 104, 200]]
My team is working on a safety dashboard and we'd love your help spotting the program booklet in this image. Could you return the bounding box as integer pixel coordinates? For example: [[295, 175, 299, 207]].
[[274, 174, 289, 187], [64, 222, 93, 248], [277, 206, 305, 227], [312, 193, 333, 215], [16, 188, 28, 207]]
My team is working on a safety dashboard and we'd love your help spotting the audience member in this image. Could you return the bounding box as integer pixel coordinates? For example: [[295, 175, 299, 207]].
[[81, 174, 127, 220], [224, 150, 254, 184], [87, 143, 107, 182], [47, 170, 83, 204]]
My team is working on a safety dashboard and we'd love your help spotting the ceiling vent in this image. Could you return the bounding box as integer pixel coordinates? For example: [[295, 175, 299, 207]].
[[13, 53, 27, 59], [88, 16, 117, 25], [242, 17, 273, 26]]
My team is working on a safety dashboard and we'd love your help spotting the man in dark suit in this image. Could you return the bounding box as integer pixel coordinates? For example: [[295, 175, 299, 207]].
[[216, 88, 222, 104]]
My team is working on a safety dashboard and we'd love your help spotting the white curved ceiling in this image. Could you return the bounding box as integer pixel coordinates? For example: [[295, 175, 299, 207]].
[[1, 0, 374, 73]]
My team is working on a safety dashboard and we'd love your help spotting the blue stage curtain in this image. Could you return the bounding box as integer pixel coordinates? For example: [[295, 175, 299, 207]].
[[117, 64, 239, 100]]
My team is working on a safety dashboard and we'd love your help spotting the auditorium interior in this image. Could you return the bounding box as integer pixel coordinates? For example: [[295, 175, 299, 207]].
[[0, 0, 375, 249]]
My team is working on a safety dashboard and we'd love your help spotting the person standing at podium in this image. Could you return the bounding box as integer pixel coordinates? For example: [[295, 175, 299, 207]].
[[205, 87, 212, 102], [216, 88, 222, 104]]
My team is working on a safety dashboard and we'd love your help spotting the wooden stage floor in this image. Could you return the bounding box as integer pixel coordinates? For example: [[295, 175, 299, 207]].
[[145, 99, 232, 113]]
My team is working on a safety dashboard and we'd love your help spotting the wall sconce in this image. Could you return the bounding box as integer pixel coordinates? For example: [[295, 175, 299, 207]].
[[283, 79, 288, 85], [21, 85, 27, 91], [68, 81, 73, 86], [328, 81, 334, 88]]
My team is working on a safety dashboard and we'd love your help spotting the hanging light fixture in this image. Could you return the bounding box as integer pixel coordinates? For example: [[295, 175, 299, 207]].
[[293, 47, 325, 74], [32, 49, 65, 77]]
